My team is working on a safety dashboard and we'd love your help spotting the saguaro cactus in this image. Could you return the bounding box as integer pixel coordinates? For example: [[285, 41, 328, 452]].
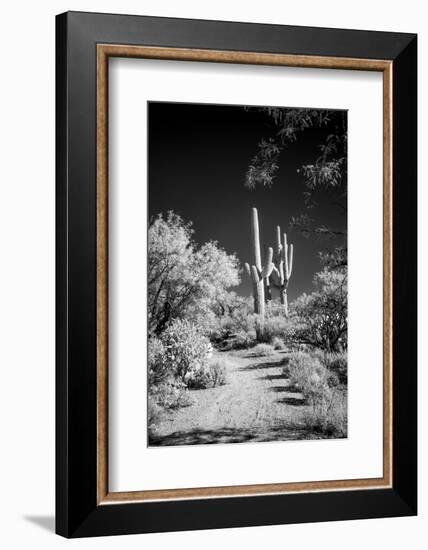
[[245, 209, 294, 319], [244, 208, 274, 320], [272, 225, 294, 316]]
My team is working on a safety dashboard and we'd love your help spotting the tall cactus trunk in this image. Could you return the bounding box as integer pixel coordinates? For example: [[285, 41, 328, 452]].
[[280, 230, 293, 317], [264, 244, 272, 301], [245, 208, 267, 339], [251, 208, 262, 273], [280, 287, 288, 317], [250, 265, 265, 319], [264, 279, 272, 301], [250, 208, 265, 313]]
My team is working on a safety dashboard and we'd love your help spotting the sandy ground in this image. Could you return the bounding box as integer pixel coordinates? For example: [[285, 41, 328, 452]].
[[149, 350, 319, 446]]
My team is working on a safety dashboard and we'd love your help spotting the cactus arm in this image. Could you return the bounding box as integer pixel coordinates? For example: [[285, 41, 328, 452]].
[[264, 263, 274, 279], [250, 265, 260, 284], [251, 208, 262, 271], [276, 225, 282, 256], [287, 244, 294, 280], [278, 260, 284, 284], [244, 262, 251, 278], [282, 233, 289, 282], [261, 247, 274, 278]]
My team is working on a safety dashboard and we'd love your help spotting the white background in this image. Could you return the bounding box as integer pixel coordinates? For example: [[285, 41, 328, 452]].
[[109, 59, 383, 492], [0, 1, 425, 548]]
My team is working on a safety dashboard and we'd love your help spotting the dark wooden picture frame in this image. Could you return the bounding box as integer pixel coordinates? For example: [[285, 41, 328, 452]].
[[56, 11, 417, 538]]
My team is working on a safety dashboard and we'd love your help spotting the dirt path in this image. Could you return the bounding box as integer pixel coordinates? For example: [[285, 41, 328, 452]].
[[150, 350, 312, 446]]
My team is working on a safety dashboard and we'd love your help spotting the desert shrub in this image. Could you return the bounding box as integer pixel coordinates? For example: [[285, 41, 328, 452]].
[[206, 359, 227, 387], [252, 343, 275, 357], [148, 333, 197, 424], [234, 330, 256, 348], [308, 348, 326, 362], [303, 390, 347, 438], [188, 358, 227, 389], [148, 379, 194, 432], [187, 307, 220, 339], [261, 317, 290, 342], [254, 305, 294, 344], [285, 352, 324, 386], [285, 352, 331, 402], [326, 371, 340, 388], [222, 329, 256, 350], [185, 293, 256, 345], [323, 352, 347, 385], [147, 395, 163, 426], [148, 337, 169, 385], [161, 319, 213, 386], [292, 270, 347, 352], [272, 336, 286, 350], [149, 379, 194, 410], [283, 351, 347, 437], [212, 301, 258, 344]]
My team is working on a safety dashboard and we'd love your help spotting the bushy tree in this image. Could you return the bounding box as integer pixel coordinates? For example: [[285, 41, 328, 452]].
[[148, 212, 240, 335], [292, 269, 347, 352], [245, 108, 346, 194]]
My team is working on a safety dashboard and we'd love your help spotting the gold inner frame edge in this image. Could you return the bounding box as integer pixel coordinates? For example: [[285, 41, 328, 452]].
[[96, 44, 393, 505]]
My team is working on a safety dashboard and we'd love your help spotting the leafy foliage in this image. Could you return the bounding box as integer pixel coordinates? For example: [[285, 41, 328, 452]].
[[285, 352, 329, 399], [245, 108, 346, 194], [161, 319, 213, 385], [258, 301, 295, 344], [148, 379, 194, 430], [303, 390, 347, 438], [188, 358, 227, 389], [148, 212, 240, 335], [323, 352, 348, 385], [271, 336, 286, 350], [292, 270, 347, 352], [149, 379, 193, 410], [318, 247, 348, 272], [283, 351, 347, 438], [206, 294, 257, 345], [252, 343, 275, 357], [222, 329, 256, 351], [148, 337, 169, 385]]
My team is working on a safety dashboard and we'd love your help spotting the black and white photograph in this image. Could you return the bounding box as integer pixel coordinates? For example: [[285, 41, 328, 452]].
[[147, 101, 348, 446]]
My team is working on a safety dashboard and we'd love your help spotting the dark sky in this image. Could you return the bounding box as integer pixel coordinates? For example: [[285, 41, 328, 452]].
[[148, 102, 347, 301]]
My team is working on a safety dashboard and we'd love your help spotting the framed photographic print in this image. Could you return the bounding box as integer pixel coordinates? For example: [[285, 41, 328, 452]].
[[56, 11, 417, 538]]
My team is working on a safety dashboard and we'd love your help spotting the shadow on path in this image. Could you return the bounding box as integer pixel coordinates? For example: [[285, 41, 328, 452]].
[[276, 397, 306, 406], [149, 424, 310, 446], [260, 373, 289, 381], [269, 385, 300, 393], [239, 358, 288, 372]]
